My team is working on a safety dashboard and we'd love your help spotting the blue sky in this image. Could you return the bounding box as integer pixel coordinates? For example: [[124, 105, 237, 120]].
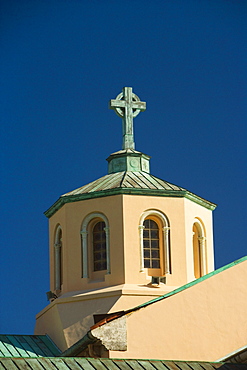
[[1, 0, 246, 335]]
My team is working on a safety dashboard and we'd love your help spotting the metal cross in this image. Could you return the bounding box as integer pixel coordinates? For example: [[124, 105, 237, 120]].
[[109, 87, 146, 150]]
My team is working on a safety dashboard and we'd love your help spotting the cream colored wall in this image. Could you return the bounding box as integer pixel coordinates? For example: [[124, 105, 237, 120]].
[[35, 285, 170, 351], [122, 194, 186, 285], [35, 292, 120, 351], [49, 193, 214, 295], [109, 259, 247, 361], [35, 303, 67, 352], [183, 197, 215, 281], [36, 192, 214, 351], [122, 195, 214, 286], [48, 195, 125, 294]]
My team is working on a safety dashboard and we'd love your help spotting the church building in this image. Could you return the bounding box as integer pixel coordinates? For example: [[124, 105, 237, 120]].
[[1, 88, 247, 369]]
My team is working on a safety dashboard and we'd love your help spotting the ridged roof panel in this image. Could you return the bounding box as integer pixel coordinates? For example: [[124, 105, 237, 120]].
[[0, 335, 61, 358], [0, 358, 245, 370], [62, 171, 186, 196]]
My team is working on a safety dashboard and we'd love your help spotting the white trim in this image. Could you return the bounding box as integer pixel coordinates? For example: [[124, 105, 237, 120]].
[[81, 213, 110, 278]]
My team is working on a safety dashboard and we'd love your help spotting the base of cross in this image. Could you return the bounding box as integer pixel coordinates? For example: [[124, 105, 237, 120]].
[[123, 135, 135, 150], [107, 148, 150, 174]]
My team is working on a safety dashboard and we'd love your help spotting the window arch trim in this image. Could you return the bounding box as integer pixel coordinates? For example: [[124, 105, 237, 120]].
[[81, 213, 110, 278], [139, 210, 170, 275], [192, 217, 207, 277]]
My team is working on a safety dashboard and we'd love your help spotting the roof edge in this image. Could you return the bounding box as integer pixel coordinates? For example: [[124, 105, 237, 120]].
[[61, 255, 247, 357], [133, 255, 247, 311], [44, 187, 216, 218], [217, 344, 247, 363]]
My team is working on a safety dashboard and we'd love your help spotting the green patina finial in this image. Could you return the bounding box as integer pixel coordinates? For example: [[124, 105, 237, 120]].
[[109, 87, 146, 150], [107, 88, 149, 174]]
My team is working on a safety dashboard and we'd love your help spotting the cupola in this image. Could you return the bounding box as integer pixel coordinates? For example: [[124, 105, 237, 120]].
[[35, 87, 216, 352]]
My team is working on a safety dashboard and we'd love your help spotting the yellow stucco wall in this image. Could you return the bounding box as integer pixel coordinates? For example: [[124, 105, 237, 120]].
[[109, 259, 247, 361], [122, 195, 214, 286], [35, 285, 169, 351], [48, 195, 125, 293], [48, 193, 214, 294], [35, 191, 215, 351]]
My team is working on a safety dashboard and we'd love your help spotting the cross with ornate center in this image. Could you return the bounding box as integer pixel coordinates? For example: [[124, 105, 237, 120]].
[[109, 87, 146, 150]]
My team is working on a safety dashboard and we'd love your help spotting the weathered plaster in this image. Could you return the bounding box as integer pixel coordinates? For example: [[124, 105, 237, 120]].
[[91, 316, 127, 351]]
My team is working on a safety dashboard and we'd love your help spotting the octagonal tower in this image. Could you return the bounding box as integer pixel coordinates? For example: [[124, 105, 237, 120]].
[[35, 87, 216, 352]]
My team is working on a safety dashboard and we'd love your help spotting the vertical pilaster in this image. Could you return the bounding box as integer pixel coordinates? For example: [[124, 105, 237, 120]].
[[54, 243, 62, 291], [163, 226, 170, 274], [199, 236, 207, 275], [104, 227, 110, 274], [138, 225, 145, 272], [81, 231, 88, 278]]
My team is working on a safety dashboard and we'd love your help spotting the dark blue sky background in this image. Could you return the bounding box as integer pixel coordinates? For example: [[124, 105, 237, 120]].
[[1, 0, 246, 334]]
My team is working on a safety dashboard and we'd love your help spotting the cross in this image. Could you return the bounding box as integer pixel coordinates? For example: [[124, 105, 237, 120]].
[[109, 87, 146, 150]]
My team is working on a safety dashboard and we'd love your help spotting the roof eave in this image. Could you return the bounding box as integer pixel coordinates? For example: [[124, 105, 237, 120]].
[[44, 188, 216, 218]]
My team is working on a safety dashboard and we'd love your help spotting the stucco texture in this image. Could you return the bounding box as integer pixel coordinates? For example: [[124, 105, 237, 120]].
[[109, 259, 247, 361]]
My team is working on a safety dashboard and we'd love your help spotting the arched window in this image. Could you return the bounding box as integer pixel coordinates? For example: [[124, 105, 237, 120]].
[[54, 225, 62, 291], [139, 210, 170, 277], [143, 219, 160, 269], [81, 213, 110, 280], [192, 219, 206, 279], [93, 221, 107, 271]]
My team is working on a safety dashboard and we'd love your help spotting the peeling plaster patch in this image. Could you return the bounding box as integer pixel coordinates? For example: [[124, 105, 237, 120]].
[[91, 316, 127, 351]]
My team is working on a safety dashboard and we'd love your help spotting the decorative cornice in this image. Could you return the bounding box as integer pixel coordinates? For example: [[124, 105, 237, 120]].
[[44, 187, 217, 218]]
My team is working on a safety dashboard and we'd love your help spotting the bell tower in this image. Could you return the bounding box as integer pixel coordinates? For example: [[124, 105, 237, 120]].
[[35, 88, 216, 352]]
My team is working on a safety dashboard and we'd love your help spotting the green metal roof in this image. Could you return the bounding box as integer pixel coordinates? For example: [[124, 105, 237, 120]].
[[62, 171, 186, 195], [45, 171, 216, 218], [0, 357, 246, 370], [0, 335, 61, 358]]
